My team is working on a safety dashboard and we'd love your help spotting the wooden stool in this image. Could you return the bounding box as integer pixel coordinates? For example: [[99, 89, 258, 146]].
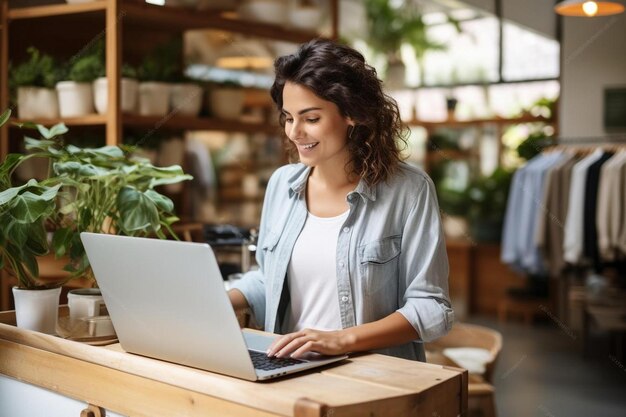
[[498, 295, 548, 325]]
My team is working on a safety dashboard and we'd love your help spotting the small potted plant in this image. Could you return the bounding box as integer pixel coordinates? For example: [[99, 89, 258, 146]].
[[94, 63, 140, 115], [209, 80, 245, 120], [0, 109, 192, 333], [466, 167, 514, 243], [170, 73, 204, 117], [364, 0, 446, 89], [137, 40, 180, 117], [9, 47, 61, 119], [56, 49, 102, 117]]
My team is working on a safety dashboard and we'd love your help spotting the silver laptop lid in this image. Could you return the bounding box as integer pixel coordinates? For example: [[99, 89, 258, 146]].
[[80, 232, 258, 380]]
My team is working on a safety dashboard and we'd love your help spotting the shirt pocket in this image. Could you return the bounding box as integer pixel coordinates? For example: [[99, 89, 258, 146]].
[[358, 235, 402, 296]]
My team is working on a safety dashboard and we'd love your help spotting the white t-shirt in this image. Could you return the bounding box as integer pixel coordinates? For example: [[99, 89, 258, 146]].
[[285, 210, 349, 332]]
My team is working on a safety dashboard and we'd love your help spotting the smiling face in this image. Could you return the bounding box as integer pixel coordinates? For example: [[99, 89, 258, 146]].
[[282, 82, 354, 172]]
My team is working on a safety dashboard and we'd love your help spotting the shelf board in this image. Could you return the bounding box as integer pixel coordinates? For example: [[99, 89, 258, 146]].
[[7, 1, 107, 20], [123, 114, 280, 134], [10, 114, 108, 127], [121, 2, 318, 42], [409, 115, 554, 128], [426, 149, 478, 160], [8, 1, 319, 43]]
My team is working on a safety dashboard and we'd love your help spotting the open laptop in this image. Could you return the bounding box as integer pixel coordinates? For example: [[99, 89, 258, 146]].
[[80, 232, 348, 381]]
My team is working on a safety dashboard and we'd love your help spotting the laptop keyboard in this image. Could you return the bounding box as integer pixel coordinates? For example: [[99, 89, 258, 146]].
[[249, 350, 304, 371]]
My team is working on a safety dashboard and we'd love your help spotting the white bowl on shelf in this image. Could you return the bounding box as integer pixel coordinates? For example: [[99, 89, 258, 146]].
[[238, 0, 288, 25]]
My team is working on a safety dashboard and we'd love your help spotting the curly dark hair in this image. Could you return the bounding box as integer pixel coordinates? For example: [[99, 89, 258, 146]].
[[270, 38, 408, 187]]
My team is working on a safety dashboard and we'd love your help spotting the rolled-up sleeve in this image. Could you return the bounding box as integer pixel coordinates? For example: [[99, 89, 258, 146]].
[[229, 170, 281, 327], [231, 269, 266, 325], [396, 178, 454, 343]]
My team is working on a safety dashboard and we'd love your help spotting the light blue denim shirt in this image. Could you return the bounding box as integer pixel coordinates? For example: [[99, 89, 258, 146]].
[[232, 162, 454, 361]]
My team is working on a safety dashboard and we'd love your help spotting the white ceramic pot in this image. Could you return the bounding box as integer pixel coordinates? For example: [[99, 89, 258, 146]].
[[67, 288, 105, 322], [210, 88, 245, 120], [170, 83, 203, 116], [238, 0, 287, 25], [93, 77, 139, 115], [16, 87, 60, 119], [56, 81, 95, 117], [288, 6, 322, 31], [12, 286, 61, 335], [138, 82, 171, 117]]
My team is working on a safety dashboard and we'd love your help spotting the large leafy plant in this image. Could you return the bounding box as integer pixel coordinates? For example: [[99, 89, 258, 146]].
[[0, 109, 192, 289], [364, 0, 445, 64]]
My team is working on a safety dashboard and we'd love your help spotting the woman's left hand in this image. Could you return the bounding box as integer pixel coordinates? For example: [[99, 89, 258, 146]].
[[266, 328, 353, 359]]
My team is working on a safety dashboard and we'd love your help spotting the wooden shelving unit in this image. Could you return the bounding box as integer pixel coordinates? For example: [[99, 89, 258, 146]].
[[0, 0, 338, 160], [0, 0, 338, 310], [414, 114, 557, 172]]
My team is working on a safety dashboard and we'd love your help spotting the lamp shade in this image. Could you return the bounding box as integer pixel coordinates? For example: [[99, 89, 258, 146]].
[[554, 1, 625, 16]]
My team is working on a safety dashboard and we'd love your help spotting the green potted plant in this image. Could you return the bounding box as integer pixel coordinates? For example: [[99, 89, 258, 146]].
[[56, 44, 102, 117], [466, 167, 514, 242], [363, 0, 445, 88], [0, 109, 192, 333], [9, 47, 61, 119], [137, 40, 181, 117], [94, 62, 140, 115], [209, 80, 245, 120]]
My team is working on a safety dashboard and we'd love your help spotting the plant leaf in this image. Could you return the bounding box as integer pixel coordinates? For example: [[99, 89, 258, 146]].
[[117, 186, 159, 233], [47, 123, 68, 138], [51, 227, 73, 258], [144, 189, 174, 213], [0, 108, 10, 128], [0, 179, 37, 206]]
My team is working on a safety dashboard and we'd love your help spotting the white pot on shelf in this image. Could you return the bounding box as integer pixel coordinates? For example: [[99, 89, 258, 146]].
[[16, 87, 60, 119], [93, 77, 139, 115], [210, 88, 245, 120], [138, 82, 171, 117], [56, 81, 95, 118], [12, 286, 61, 335], [170, 83, 203, 117]]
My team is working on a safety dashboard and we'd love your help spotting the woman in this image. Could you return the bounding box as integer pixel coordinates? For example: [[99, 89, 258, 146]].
[[229, 39, 453, 362]]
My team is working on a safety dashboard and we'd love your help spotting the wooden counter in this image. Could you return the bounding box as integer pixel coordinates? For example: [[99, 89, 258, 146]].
[[0, 310, 467, 417]]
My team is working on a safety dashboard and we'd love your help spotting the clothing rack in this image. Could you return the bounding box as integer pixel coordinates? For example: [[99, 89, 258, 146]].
[[545, 135, 626, 154]]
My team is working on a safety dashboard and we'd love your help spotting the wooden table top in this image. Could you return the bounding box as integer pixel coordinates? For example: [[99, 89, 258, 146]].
[[0, 309, 467, 417]]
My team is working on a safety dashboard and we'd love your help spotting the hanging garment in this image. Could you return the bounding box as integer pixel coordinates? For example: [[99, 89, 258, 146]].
[[596, 151, 626, 261], [583, 152, 614, 271], [535, 153, 578, 277], [563, 149, 604, 265], [502, 152, 565, 274]]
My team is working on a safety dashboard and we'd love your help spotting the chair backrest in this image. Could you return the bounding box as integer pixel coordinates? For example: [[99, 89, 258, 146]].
[[427, 323, 503, 383]]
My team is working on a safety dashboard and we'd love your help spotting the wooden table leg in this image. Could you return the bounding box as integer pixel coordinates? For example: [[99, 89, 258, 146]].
[[80, 404, 105, 417]]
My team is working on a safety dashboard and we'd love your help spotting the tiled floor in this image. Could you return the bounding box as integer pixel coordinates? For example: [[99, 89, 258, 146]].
[[467, 315, 626, 417]]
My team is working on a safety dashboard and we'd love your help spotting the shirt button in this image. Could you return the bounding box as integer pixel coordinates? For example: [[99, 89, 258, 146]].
[[341, 296, 349, 303], [343, 227, 350, 233], [339, 261, 345, 268]]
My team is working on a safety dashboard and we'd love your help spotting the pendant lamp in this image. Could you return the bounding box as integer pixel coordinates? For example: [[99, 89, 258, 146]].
[[554, 1, 625, 17]]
